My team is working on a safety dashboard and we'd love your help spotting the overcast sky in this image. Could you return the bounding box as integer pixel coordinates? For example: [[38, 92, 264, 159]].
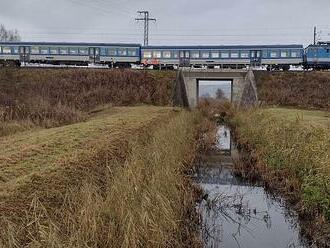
[[1, 0, 330, 46]]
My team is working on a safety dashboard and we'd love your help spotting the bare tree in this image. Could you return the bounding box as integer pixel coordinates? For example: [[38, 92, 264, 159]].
[[215, 88, 226, 100], [0, 24, 21, 42]]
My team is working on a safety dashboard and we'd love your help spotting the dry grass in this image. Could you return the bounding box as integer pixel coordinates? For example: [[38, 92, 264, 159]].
[[255, 71, 330, 110], [232, 107, 330, 245], [262, 107, 330, 128], [0, 106, 201, 247], [0, 68, 175, 135]]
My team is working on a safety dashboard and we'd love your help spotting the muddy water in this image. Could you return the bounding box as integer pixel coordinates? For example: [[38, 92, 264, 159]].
[[194, 126, 310, 248]]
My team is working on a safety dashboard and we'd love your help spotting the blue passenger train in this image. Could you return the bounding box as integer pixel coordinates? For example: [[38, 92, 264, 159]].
[[141, 45, 304, 70], [0, 41, 329, 70], [304, 42, 330, 70], [0, 42, 141, 68]]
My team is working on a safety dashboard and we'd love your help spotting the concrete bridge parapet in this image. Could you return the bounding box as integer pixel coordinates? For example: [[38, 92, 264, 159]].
[[173, 69, 258, 108]]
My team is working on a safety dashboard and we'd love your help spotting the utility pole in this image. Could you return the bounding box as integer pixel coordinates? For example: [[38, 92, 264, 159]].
[[135, 11, 156, 46], [314, 26, 317, 45]]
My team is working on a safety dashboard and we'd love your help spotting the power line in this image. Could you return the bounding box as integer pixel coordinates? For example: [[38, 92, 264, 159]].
[[135, 11, 156, 46], [85, 0, 133, 17], [67, 0, 127, 17], [92, 0, 136, 15], [21, 32, 313, 37]]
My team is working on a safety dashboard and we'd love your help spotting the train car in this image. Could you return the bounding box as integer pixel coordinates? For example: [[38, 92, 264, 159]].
[[141, 45, 304, 70], [304, 42, 330, 70], [0, 42, 141, 67]]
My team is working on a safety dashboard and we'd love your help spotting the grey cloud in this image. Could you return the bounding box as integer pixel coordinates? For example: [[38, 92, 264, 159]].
[[0, 0, 329, 45]]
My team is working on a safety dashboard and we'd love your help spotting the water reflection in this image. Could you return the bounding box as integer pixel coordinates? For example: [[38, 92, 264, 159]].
[[216, 126, 231, 151], [194, 126, 309, 248]]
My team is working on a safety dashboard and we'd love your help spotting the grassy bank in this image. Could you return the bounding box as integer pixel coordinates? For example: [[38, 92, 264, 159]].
[[0, 106, 201, 247], [255, 71, 330, 110], [232, 107, 330, 245], [0, 69, 175, 135]]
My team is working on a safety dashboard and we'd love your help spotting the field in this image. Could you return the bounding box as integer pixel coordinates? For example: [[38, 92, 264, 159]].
[[1, 68, 329, 247], [0, 106, 201, 247], [262, 107, 330, 128], [232, 107, 330, 245]]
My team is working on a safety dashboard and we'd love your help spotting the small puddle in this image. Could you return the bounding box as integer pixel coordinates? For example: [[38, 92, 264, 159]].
[[194, 126, 310, 248]]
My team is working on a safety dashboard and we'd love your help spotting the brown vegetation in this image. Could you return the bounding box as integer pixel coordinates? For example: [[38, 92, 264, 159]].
[[255, 71, 330, 110], [0, 106, 201, 247], [0, 68, 175, 135]]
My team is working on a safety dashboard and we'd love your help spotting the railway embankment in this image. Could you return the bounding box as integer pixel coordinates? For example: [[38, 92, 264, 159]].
[[0, 68, 175, 136], [230, 107, 330, 246], [255, 71, 330, 110]]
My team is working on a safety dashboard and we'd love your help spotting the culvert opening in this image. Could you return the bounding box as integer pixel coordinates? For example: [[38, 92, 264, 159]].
[[197, 80, 233, 103]]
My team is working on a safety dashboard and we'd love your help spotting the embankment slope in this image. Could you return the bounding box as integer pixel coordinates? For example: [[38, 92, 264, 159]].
[[0, 106, 201, 247], [255, 71, 330, 110]]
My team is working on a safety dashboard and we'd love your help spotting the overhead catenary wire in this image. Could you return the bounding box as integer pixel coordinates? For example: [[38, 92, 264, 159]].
[[66, 0, 131, 17], [90, 0, 136, 15]]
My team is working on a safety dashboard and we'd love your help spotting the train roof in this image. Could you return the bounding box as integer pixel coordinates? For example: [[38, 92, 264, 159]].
[[306, 42, 330, 48], [142, 44, 304, 49], [0, 41, 141, 47]]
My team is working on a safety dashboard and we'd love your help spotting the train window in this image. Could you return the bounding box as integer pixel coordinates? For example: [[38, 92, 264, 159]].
[[220, 52, 229, 58], [127, 49, 137, 56], [100, 48, 107, 56], [153, 51, 161, 58], [180, 51, 185, 58], [173, 51, 179, 58], [60, 48, 68, 55], [270, 51, 278, 58], [40, 47, 48, 54], [201, 51, 210, 58], [31, 47, 40, 54], [118, 49, 127, 56], [13, 47, 19, 54], [2, 47, 12, 54], [291, 51, 299, 57], [69, 48, 79, 55], [280, 51, 288, 58], [231, 51, 239, 58], [79, 48, 88, 55], [262, 51, 268, 58], [143, 51, 152, 58], [211, 51, 219, 58], [191, 51, 200, 58], [241, 51, 249, 58], [0, 46, 1, 53], [50, 47, 58, 54], [163, 51, 171, 58], [108, 48, 117, 56]]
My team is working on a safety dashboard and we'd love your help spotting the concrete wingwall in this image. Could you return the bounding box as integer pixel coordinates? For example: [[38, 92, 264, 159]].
[[172, 69, 258, 108]]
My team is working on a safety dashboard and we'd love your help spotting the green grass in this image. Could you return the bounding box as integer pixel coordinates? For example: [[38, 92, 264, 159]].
[[232, 107, 330, 242]]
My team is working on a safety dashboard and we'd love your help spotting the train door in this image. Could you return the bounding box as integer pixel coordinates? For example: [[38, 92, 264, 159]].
[[19, 46, 30, 64], [179, 50, 190, 67], [89, 47, 100, 63], [250, 50, 261, 66]]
